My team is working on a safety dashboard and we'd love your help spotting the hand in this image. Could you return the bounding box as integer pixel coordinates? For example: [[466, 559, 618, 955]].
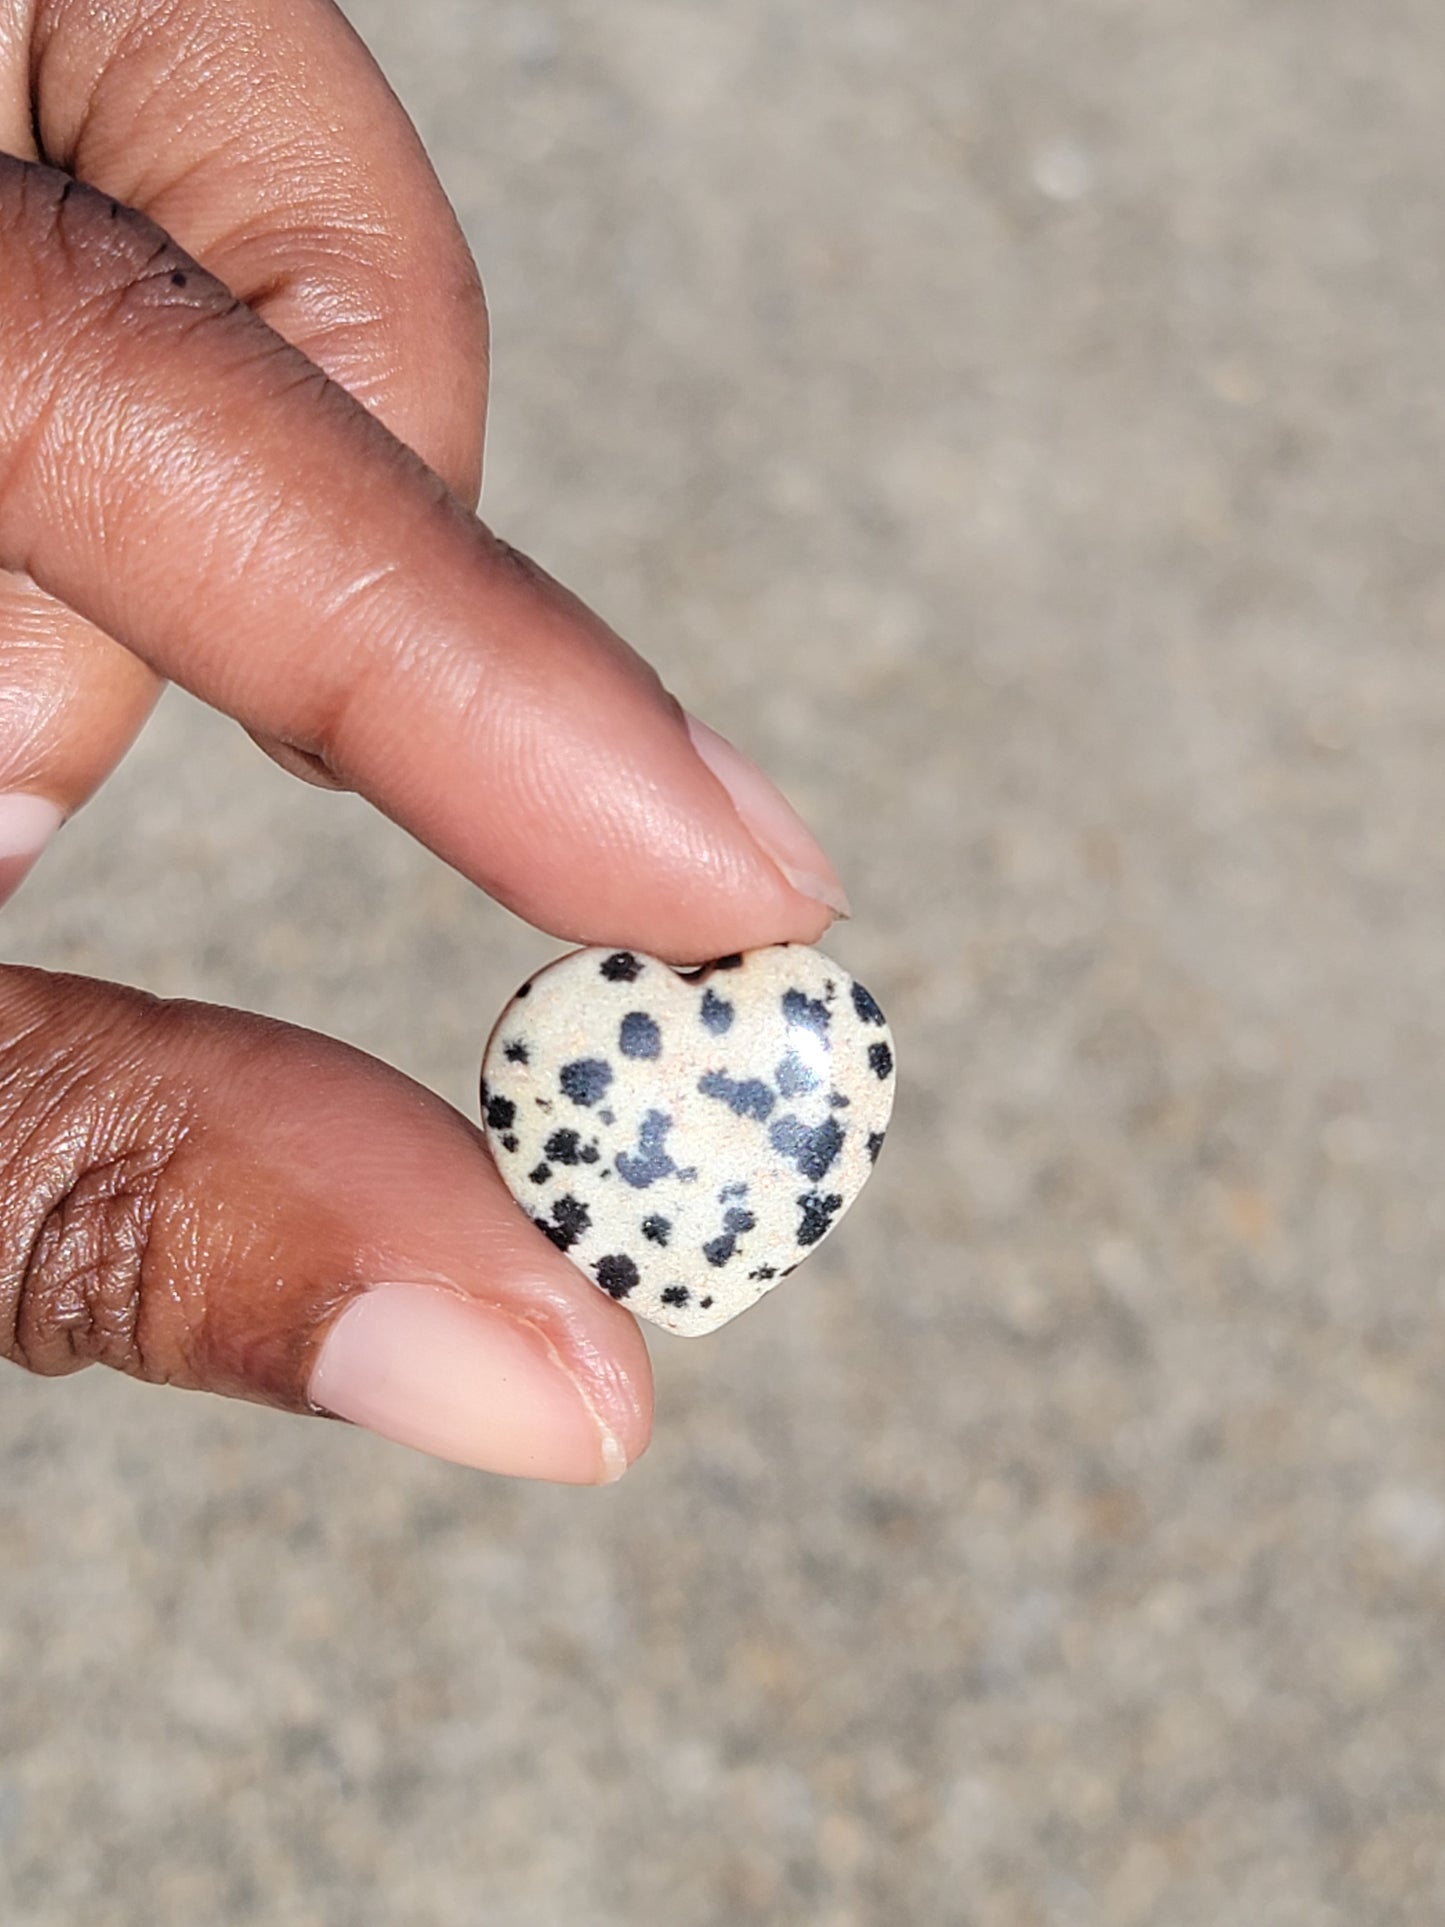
[[0, 0, 847, 1482]]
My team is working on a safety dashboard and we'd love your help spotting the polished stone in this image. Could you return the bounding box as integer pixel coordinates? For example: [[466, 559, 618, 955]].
[[481, 945, 894, 1334]]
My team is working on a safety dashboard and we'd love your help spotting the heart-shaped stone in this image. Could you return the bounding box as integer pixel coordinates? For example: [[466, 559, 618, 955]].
[[481, 944, 895, 1335]]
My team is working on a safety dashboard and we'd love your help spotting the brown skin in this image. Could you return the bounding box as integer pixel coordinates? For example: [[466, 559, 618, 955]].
[[0, 158, 813, 948], [0, 0, 837, 1461], [0, 969, 651, 1458]]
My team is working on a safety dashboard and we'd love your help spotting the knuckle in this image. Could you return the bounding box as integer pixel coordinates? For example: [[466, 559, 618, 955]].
[[0, 985, 191, 1380], [10, 1144, 177, 1379]]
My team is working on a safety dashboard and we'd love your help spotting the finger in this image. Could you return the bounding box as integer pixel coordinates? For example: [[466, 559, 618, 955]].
[[0, 162, 848, 959], [0, 0, 490, 859], [0, 965, 652, 1483], [11, 0, 489, 502], [0, 573, 159, 903]]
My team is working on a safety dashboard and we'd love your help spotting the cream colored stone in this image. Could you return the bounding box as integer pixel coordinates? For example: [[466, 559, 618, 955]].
[[481, 945, 895, 1335]]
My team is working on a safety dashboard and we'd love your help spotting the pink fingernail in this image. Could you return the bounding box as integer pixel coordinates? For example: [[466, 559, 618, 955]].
[[0, 794, 62, 908], [685, 714, 851, 919], [308, 1284, 629, 1484]]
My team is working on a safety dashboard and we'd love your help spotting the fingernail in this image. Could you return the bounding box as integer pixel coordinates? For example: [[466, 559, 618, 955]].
[[0, 794, 63, 908], [685, 714, 851, 919], [308, 1284, 629, 1484]]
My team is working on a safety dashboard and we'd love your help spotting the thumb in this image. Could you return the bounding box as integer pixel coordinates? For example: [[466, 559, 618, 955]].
[[0, 967, 650, 1483]]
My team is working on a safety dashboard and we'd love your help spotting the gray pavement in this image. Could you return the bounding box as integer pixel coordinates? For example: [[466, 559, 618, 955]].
[[5, 0, 1445, 1921]]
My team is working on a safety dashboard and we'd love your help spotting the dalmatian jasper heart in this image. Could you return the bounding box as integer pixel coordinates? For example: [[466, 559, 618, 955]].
[[481, 944, 895, 1336]]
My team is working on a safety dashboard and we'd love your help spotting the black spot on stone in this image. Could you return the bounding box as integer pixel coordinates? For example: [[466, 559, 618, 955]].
[[617, 1110, 678, 1189], [595, 1254, 639, 1299], [598, 1108, 616, 1126], [769, 1114, 846, 1182], [529, 1162, 552, 1185], [829, 1090, 852, 1109], [501, 1133, 518, 1153], [545, 1130, 600, 1166], [700, 1295, 714, 1309], [536, 1193, 591, 1251], [796, 1190, 844, 1247], [484, 1092, 517, 1133], [776, 1050, 822, 1098], [704, 1206, 757, 1268], [560, 1058, 613, 1107], [698, 1069, 776, 1121], [661, 1285, 690, 1307], [600, 951, 644, 982], [534, 1096, 553, 1111], [783, 987, 832, 1038], [867, 1130, 886, 1164], [749, 1265, 778, 1282], [700, 988, 735, 1034], [868, 1041, 895, 1080], [719, 1182, 749, 1201], [504, 1040, 530, 1065], [619, 1010, 662, 1059], [851, 980, 886, 1026], [545, 1129, 584, 1165], [642, 1215, 672, 1245]]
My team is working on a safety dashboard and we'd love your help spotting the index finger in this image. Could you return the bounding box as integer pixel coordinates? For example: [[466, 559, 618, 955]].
[[0, 160, 848, 957]]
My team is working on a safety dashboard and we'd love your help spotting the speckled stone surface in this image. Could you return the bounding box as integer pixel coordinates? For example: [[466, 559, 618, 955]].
[[482, 946, 894, 1333]]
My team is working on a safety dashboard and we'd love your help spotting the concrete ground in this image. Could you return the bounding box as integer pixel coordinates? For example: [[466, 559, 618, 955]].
[[5, 0, 1445, 1921]]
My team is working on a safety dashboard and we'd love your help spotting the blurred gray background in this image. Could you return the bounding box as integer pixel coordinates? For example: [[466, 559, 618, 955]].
[[5, 0, 1445, 1921]]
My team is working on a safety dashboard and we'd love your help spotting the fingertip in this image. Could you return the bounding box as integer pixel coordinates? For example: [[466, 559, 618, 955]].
[[0, 792, 63, 908], [684, 713, 852, 922], [308, 1282, 649, 1485]]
